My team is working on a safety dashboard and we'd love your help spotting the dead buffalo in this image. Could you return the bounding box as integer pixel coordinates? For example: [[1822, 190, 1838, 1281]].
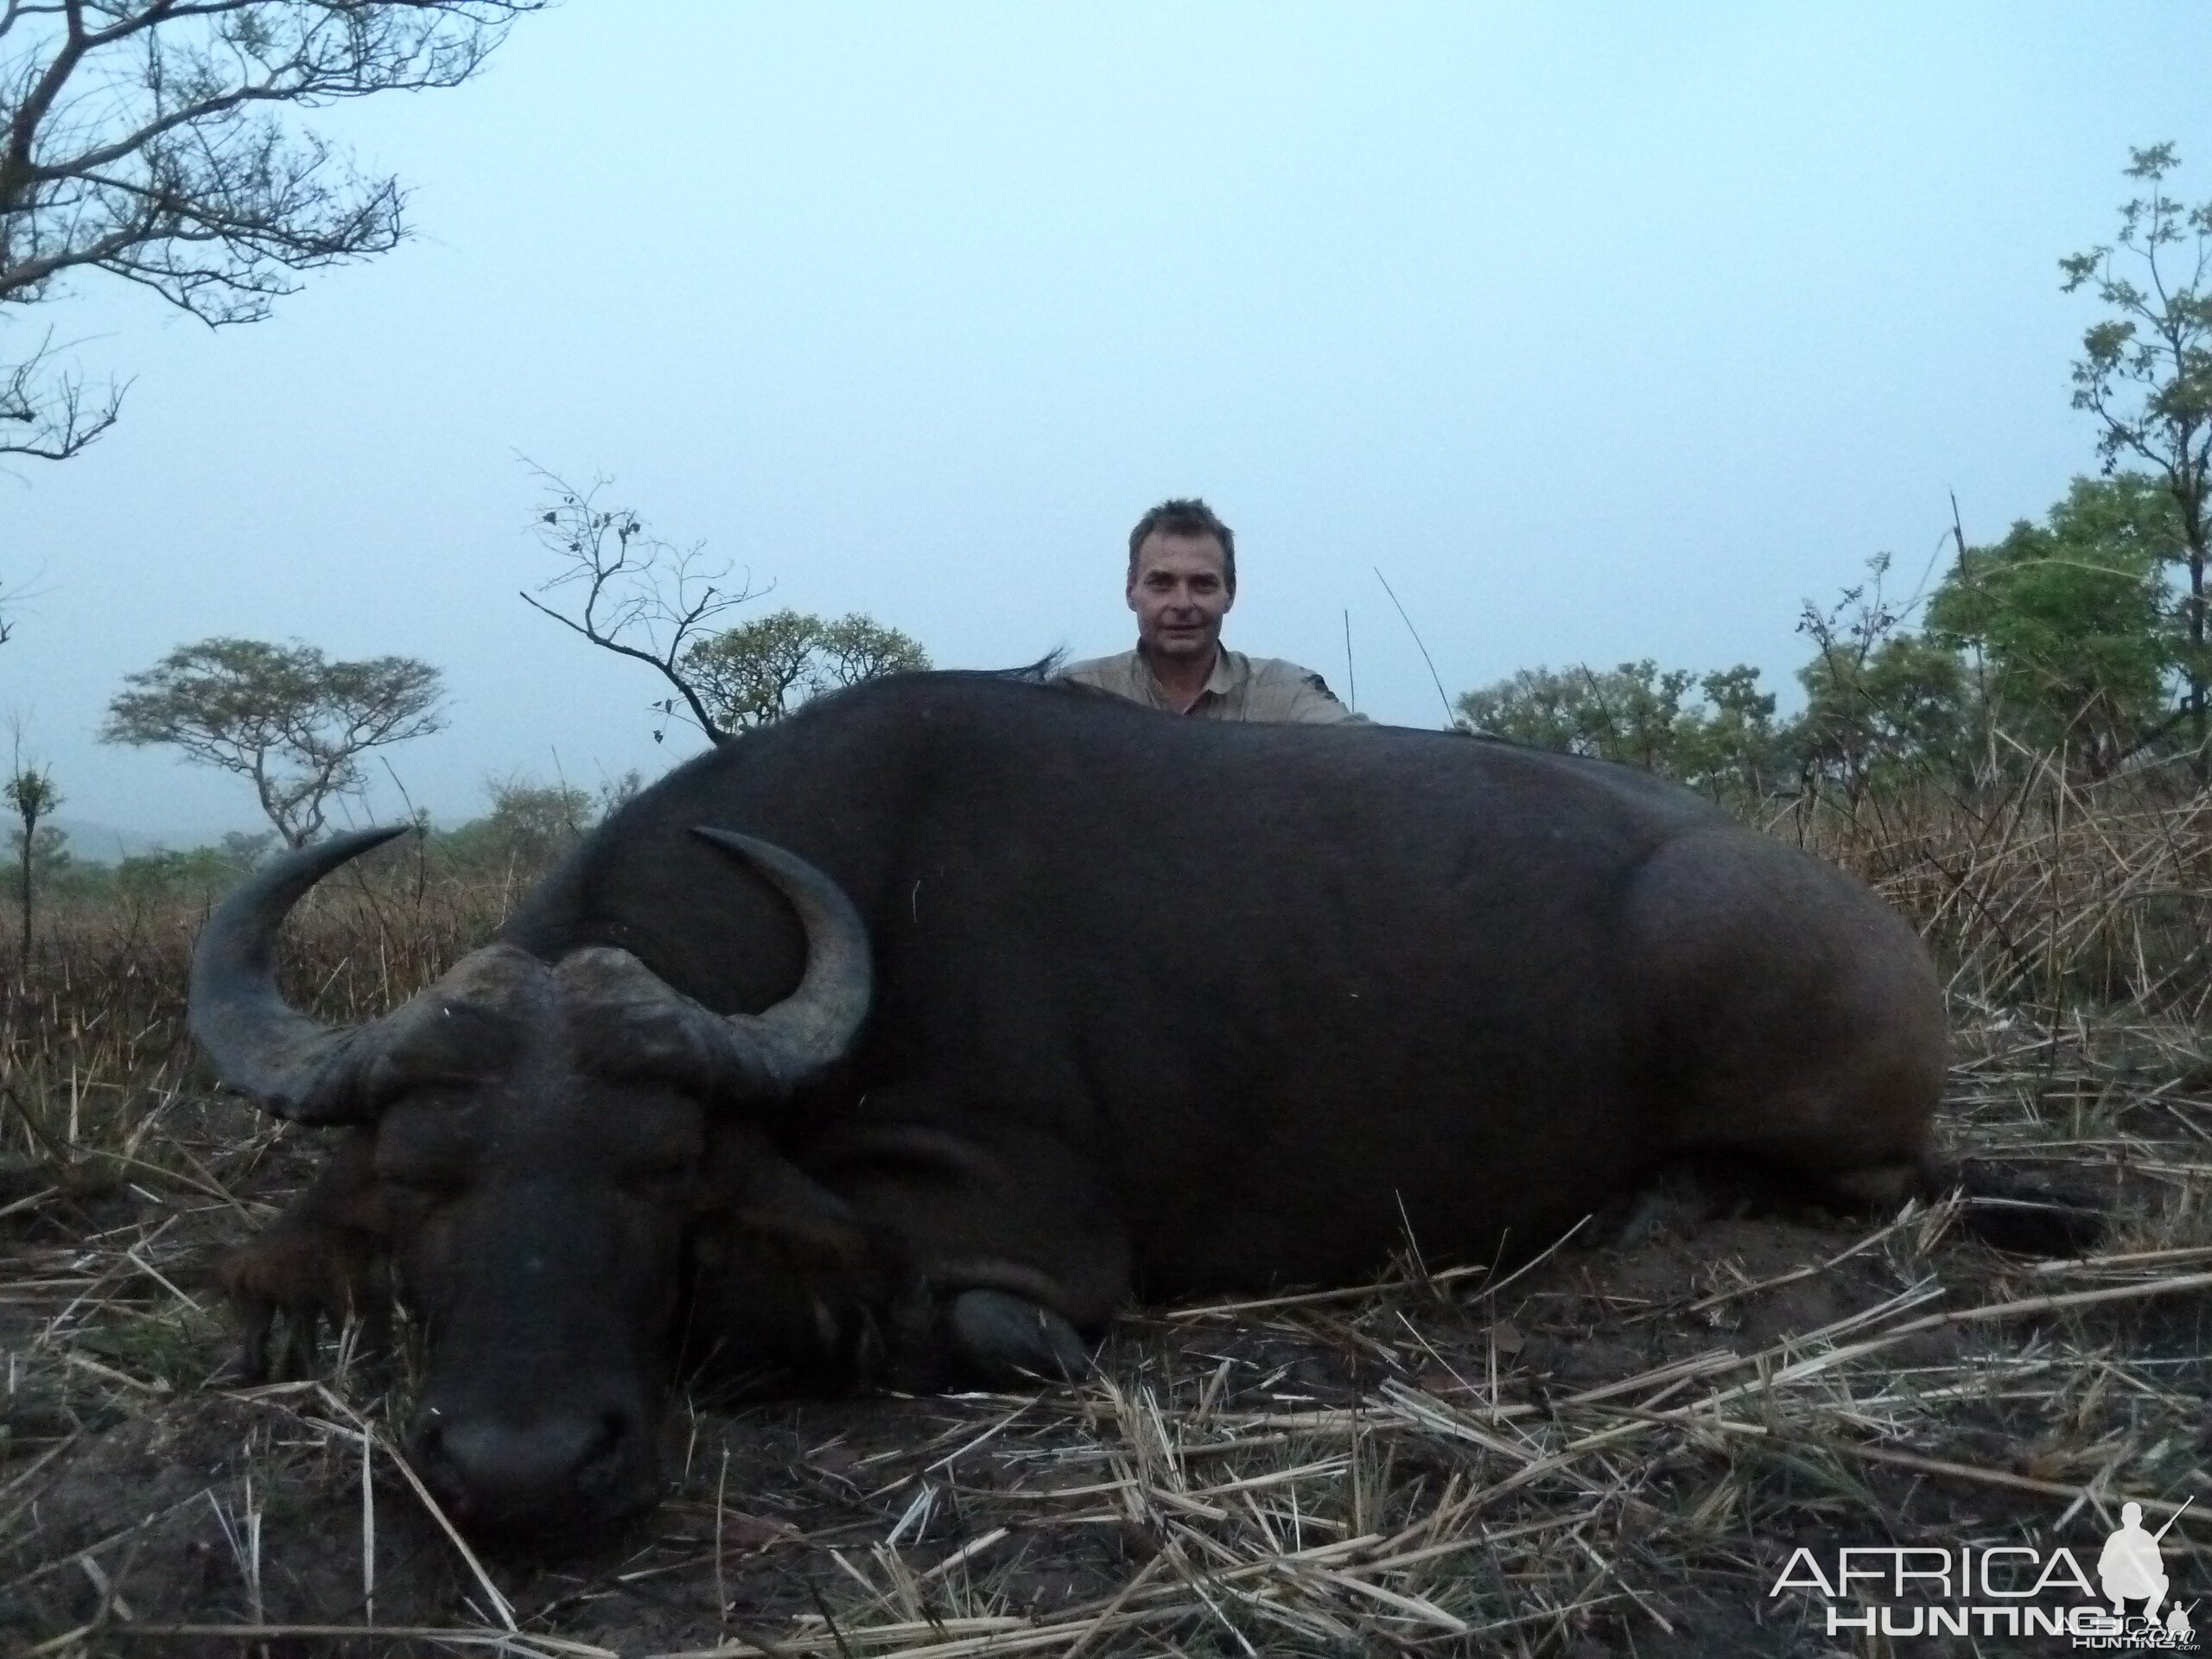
[[192, 671, 2042, 1539]]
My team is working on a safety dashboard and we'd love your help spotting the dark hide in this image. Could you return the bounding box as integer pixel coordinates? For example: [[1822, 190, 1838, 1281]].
[[204, 672, 2077, 1540]]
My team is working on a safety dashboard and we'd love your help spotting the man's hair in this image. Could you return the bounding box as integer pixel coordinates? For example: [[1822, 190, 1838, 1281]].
[[1127, 498, 1236, 593]]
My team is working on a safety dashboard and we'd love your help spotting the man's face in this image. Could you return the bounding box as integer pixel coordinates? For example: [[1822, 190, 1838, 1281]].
[[1127, 531, 1234, 663]]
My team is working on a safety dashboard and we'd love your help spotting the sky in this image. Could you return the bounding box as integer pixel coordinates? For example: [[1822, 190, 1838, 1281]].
[[4, 2, 2209, 851]]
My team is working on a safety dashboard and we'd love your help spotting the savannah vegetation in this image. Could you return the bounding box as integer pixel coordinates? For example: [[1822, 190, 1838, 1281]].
[[2, 148, 2210, 1656]]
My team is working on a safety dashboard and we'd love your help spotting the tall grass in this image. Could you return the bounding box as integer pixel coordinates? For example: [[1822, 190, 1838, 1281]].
[[1782, 760, 2212, 1014], [1, 838, 525, 1196]]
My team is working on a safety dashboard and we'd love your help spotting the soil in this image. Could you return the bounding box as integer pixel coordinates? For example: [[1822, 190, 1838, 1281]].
[[3, 1105, 2206, 1658]]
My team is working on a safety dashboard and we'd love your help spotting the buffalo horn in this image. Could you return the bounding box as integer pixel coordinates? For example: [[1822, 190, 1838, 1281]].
[[690, 828, 874, 1092], [188, 825, 414, 1123]]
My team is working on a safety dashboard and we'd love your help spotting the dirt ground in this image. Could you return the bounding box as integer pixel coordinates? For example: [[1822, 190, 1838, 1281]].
[[6, 1017, 2212, 1658]]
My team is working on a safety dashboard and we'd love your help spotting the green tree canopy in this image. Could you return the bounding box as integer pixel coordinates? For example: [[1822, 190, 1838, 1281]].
[[1454, 659, 1781, 800], [436, 776, 594, 875], [681, 610, 930, 733], [1675, 665, 1783, 801], [102, 637, 446, 846], [1457, 661, 1692, 766], [1792, 633, 1969, 801], [1928, 474, 2181, 773], [2061, 143, 2212, 775]]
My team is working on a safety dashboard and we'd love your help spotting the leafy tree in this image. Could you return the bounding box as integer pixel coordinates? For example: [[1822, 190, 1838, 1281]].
[[432, 771, 641, 878], [1928, 475, 2180, 774], [0, 0, 538, 466], [220, 830, 278, 868], [101, 637, 446, 846], [2061, 143, 2212, 778], [3, 760, 59, 971], [1675, 665, 1783, 802], [437, 774, 593, 875], [1453, 665, 1573, 747], [109, 841, 257, 907], [1783, 554, 1968, 802], [1792, 634, 1968, 801], [681, 608, 931, 733], [1454, 659, 1781, 799], [1456, 661, 1688, 765]]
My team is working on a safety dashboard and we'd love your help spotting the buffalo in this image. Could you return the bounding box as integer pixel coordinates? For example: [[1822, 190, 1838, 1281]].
[[193, 671, 2066, 1540]]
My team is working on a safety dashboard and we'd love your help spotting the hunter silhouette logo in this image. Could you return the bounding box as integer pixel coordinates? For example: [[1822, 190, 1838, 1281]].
[[2101, 1501, 2179, 1621], [1769, 1495, 2197, 1645]]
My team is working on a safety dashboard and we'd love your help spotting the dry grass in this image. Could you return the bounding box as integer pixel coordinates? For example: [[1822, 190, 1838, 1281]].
[[3, 781, 2211, 1657], [1787, 760, 2212, 1013]]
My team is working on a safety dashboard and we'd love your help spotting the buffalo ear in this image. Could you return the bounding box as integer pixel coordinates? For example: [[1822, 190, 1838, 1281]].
[[696, 1128, 874, 1271]]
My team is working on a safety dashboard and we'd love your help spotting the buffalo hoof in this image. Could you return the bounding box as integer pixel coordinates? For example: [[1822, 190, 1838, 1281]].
[[946, 1288, 1090, 1383]]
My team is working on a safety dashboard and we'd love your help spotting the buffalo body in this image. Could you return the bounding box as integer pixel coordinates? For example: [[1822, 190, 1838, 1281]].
[[196, 672, 1949, 1535]]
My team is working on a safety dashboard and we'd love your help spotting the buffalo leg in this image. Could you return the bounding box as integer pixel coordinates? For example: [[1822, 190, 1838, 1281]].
[[213, 1132, 387, 1383], [804, 1098, 1130, 1383], [946, 1288, 1090, 1382], [683, 1134, 899, 1389]]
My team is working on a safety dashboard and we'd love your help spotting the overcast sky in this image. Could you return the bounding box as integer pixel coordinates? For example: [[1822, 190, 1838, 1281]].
[[6, 3, 2209, 849]]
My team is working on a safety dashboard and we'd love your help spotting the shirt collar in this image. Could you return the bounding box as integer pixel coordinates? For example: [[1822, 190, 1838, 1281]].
[[1203, 648, 1243, 699], [1136, 644, 1243, 709]]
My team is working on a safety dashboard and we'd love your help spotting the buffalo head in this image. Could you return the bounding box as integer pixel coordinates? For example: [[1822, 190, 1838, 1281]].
[[189, 825, 874, 1540]]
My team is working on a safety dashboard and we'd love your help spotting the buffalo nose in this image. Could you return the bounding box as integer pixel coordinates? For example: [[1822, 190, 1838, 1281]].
[[410, 1408, 635, 1531]]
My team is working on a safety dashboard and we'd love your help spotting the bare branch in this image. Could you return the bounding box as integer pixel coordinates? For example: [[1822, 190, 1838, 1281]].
[[0, 1, 542, 462], [519, 461, 772, 746], [0, 323, 123, 457]]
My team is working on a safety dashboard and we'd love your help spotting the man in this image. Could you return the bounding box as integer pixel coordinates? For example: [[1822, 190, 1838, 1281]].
[[1058, 499, 1364, 724]]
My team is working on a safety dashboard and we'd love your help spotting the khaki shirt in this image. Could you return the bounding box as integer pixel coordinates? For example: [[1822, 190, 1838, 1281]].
[[1058, 647, 1367, 725]]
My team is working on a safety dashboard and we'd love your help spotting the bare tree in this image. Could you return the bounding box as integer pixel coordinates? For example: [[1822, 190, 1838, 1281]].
[[0, 3, 540, 645], [0, 0, 539, 463], [520, 463, 769, 746], [102, 636, 446, 845], [2062, 143, 2212, 781]]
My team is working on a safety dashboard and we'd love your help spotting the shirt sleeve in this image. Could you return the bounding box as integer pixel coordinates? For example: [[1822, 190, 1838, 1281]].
[[1274, 667, 1370, 725]]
